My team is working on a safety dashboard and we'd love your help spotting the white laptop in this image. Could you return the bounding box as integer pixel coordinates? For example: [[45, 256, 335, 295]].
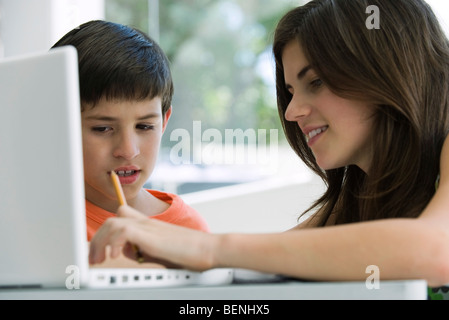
[[0, 46, 233, 289]]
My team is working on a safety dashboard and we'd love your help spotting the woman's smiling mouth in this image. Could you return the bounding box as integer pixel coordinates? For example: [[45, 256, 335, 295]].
[[306, 126, 328, 144]]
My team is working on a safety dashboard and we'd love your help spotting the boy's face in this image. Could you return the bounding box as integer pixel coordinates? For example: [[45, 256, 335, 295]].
[[81, 97, 171, 211]]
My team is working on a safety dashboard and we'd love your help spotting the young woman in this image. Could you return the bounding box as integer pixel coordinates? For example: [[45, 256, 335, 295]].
[[89, 0, 449, 289]]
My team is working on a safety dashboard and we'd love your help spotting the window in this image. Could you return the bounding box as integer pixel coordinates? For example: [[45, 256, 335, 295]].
[[105, 0, 303, 194]]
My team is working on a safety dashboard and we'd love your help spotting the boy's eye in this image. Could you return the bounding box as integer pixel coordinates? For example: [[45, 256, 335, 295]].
[[136, 124, 155, 130], [91, 126, 112, 133]]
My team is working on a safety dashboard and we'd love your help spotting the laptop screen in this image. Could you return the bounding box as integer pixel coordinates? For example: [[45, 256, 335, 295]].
[[0, 46, 88, 287]]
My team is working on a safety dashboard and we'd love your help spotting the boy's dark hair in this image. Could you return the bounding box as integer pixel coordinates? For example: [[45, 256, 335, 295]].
[[52, 20, 173, 115]]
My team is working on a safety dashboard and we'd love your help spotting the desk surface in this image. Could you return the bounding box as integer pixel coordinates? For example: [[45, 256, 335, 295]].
[[0, 280, 427, 300]]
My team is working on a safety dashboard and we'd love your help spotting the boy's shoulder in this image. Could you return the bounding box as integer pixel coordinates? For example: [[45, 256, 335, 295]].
[[144, 189, 209, 232], [146, 189, 177, 202]]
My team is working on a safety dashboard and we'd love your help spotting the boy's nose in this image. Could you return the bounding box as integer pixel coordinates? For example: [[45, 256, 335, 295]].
[[113, 132, 140, 160]]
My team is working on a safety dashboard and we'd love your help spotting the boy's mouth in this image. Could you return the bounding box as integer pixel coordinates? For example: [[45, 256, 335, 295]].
[[115, 170, 138, 177], [109, 167, 142, 184]]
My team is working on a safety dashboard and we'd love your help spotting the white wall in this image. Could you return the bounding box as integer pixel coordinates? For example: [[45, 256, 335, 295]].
[[183, 167, 325, 234], [0, 0, 104, 58]]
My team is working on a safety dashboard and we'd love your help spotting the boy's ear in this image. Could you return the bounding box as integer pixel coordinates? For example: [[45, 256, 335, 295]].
[[162, 106, 172, 133]]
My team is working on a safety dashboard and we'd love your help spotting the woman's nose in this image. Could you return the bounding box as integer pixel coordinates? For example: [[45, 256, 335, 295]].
[[284, 93, 312, 122]]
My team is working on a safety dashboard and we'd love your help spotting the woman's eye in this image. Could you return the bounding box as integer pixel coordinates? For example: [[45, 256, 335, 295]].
[[310, 78, 323, 89]]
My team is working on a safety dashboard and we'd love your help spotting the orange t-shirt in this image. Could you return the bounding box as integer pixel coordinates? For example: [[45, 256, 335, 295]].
[[85, 189, 209, 241]]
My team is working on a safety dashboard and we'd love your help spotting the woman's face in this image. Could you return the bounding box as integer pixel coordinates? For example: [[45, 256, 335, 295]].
[[282, 40, 375, 173]]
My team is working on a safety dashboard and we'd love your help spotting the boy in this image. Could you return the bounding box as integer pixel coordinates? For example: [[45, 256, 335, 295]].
[[52, 20, 209, 266]]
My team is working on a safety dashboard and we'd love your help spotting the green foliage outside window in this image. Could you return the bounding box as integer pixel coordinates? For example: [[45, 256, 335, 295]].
[[105, 0, 301, 149]]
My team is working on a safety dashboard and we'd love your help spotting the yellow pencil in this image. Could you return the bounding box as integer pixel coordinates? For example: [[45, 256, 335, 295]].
[[110, 170, 144, 263], [110, 170, 127, 206]]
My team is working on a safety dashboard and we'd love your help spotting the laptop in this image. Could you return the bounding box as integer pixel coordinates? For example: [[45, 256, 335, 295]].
[[0, 46, 233, 289]]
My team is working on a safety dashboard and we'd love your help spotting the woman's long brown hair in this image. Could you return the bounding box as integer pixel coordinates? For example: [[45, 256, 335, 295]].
[[273, 0, 449, 225]]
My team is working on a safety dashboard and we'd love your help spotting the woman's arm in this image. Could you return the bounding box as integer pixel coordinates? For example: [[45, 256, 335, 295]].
[[215, 218, 449, 286]]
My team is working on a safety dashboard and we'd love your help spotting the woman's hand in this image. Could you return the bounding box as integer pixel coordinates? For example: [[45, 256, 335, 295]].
[[88, 204, 217, 271]]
